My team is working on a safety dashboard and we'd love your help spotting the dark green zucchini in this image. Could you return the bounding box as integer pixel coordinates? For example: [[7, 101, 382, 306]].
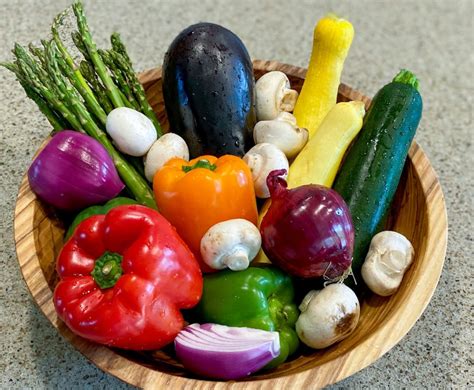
[[333, 70, 422, 287]]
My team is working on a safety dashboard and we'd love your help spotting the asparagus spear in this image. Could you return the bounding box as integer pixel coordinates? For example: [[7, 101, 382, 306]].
[[44, 42, 155, 207], [28, 44, 47, 68], [110, 32, 132, 66], [111, 33, 160, 117], [72, 2, 123, 108], [0, 61, 66, 131], [2, 3, 154, 206], [13, 45, 83, 131], [51, 16, 107, 126], [99, 49, 139, 110], [73, 32, 129, 111], [110, 50, 162, 136], [44, 41, 91, 133], [22, 81, 67, 131], [71, 31, 90, 61], [13, 44, 50, 85], [51, 42, 108, 125], [79, 60, 114, 114], [109, 33, 162, 134]]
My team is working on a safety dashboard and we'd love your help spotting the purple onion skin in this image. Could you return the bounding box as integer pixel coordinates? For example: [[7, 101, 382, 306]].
[[261, 170, 354, 279], [174, 323, 279, 380], [175, 341, 275, 380], [28, 130, 124, 211]]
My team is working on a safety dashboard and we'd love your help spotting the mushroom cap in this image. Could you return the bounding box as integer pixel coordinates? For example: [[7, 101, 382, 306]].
[[253, 113, 309, 158], [200, 219, 261, 271], [296, 284, 360, 349], [243, 143, 289, 198], [144, 133, 189, 181], [361, 231, 414, 296], [106, 107, 157, 156], [255, 71, 298, 121]]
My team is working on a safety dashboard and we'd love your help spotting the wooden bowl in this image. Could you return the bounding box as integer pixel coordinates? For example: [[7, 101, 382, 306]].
[[14, 60, 448, 389]]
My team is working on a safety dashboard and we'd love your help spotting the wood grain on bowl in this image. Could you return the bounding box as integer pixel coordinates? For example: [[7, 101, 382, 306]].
[[14, 60, 447, 389]]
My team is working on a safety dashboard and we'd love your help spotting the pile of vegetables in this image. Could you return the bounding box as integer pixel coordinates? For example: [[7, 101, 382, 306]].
[[2, 3, 423, 381]]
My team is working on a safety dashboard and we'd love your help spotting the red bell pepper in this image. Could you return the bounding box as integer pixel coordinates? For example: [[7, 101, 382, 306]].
[[53, 205, 202, 351]]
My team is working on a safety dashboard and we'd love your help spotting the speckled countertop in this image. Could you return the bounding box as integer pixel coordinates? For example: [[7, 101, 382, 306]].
[[0, 0, 472, 388]]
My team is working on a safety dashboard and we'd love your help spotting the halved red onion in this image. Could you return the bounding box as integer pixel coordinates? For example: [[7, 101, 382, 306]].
[[28, 130, 124, 211], [174, 323, 280, 380]]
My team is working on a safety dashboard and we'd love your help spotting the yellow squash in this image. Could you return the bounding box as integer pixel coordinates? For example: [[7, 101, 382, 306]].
[[288, 100, 366, 188], [293, 14, 354, 138], [254, 101, 366, 266]]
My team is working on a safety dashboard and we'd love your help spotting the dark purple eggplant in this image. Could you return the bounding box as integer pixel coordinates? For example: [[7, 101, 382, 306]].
[[162, 23, 256, 158]]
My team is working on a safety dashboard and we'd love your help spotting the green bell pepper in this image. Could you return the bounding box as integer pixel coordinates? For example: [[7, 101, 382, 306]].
[[65, 197, 137, 240], [193, 266, 300, 367]]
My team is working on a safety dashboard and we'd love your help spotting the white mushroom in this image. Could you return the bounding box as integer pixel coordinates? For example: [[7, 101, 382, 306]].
[[106, 107, 157, 156], [361, 231, 415, 296], [243, 143, 289, 198], [296, 284, 360, 349], [256, 71, 299, 121], [144, 133, 189, 181], [253, 112, 309, 158], [200, 219, 261, 271]]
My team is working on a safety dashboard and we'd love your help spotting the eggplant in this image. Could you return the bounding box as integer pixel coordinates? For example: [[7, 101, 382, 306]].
[[162, 23, 256, 158]]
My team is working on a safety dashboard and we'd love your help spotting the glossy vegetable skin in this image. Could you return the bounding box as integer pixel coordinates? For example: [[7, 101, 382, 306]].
[[192, 266, 300, 367], [261, 170, 354, 279], [333, 70, 422, 286], [288, 101, 365, 189], [293, 14, 354, 138], [65, 197, 137, 240], [175, 323, 280, 380], [162, 22, 256, 158], [153, 155, 258, 272], [28, 130, 124, 211], [54, 205, 203, 350]]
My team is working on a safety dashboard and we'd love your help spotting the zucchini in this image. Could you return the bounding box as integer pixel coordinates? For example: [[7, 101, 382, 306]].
[[333, 70, 422, 287]]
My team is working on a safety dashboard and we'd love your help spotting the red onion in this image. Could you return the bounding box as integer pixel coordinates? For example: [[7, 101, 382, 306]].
[[260, 170, 354, 279], [174, 323, 280, 380], [28, 131, 124, 211]]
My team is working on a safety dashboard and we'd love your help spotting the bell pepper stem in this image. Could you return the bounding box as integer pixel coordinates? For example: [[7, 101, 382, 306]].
[[182, 159, 217, 173], [92, 252, 123, 289]]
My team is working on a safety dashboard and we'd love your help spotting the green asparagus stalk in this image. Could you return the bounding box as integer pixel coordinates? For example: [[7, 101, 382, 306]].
[[72, 2, 123, 108], [110, 50, 162, 136], [44, 42, 155, 207], [99, 49, 140, 110], [51, 17, 107, 126], [23, 80, 67, 131], [44, 41, 89, 130], [109, 33, 162, 134], [74, 31, 131, 113], [110, 33, 132, 66], [2, 3, 154, 206], [28, 44, 47, 67], [13, 44, 50, 85], [0, 61, 66, 131], [71, 31, 90, 61], [51, 42, 108, 126], [13, 45, 83, 131], [79, 60, 114, 114]]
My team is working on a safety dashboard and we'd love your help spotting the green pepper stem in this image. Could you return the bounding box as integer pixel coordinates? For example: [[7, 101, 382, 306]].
[[91, 252, 123, 289], [393, 69, 420, 91], [182, 159, 217, 173]]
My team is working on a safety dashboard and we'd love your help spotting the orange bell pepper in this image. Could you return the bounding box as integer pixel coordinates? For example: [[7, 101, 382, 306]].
[[153, 155, 258, 272]]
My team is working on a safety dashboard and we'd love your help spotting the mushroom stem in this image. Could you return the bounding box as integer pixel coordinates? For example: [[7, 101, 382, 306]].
[[256, 71, 299, 121], [280, 89, 299, 112], [225, 248, 250, 271]]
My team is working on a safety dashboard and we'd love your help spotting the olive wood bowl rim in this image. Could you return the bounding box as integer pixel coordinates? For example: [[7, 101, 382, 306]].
[[14, 59, 448, 389]]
